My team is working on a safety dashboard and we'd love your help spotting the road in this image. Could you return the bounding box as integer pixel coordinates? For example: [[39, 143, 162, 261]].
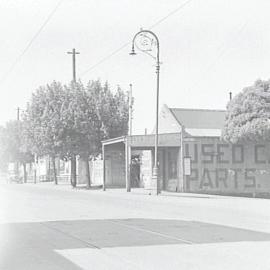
[[1, 183, 270, 269]]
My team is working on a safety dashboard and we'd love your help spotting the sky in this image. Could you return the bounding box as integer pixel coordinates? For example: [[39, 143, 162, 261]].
[[1, 0, 270, 134]]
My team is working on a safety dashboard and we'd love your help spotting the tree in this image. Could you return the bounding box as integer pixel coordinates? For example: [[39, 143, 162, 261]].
[[87, 81, 129, 146], [0, 126, 8, 173], [62, 81, 97, 188], [63, 80, 130, 188], [24, 79, 130, 188], [222, 79, 270, 143], [25, 81, 67, 184], [0, 120, 33, 182]]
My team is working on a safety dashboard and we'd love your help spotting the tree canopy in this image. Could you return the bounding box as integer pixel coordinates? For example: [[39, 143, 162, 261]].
[[222, 79, 270, 143], [0, 79, 130, 185], [0, 79, 130, 186]]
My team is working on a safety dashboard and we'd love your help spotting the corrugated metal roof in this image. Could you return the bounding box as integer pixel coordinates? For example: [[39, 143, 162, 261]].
[[169, 108, 226, 130]]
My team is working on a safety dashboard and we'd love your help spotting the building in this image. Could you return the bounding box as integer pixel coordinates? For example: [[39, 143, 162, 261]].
[[102, 104, 270, 196]]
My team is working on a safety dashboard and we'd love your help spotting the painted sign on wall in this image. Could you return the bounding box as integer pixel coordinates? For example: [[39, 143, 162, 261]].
[[184, 138, 270, 193]]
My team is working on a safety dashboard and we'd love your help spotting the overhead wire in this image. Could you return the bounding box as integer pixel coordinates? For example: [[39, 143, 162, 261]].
[[0, 0, 65, 86], [189, 20, 249, 92], [79, 0, 193, 77]]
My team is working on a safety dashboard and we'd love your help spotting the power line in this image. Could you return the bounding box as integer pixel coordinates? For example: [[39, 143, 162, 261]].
[[149, 0, 193, 29], [0, 0, 64, 86], [79, 0, 193, 77], [80, 42, 130, 77], [189, 20, 249, 92]]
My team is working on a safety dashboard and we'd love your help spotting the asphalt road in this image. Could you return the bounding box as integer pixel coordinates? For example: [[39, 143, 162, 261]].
[[1, 183, 270, 269]]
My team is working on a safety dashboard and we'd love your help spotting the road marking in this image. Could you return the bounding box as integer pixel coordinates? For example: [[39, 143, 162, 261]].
[[109, 220, 194, 245]]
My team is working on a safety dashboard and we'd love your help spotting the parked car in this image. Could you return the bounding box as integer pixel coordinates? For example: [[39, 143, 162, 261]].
[[8, 171, 23, 184]]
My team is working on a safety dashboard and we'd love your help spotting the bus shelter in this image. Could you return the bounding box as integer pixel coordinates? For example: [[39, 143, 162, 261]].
[[102, 133, 183, 192]]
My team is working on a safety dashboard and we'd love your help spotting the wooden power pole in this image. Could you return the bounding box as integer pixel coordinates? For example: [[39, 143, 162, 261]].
[[67, 48, 80, 82], [17, 107, 20, 121], [67, 48, 80, 188]]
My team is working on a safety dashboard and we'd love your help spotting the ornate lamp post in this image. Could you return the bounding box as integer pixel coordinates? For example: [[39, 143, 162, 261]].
[[130, 29, 160, 195]]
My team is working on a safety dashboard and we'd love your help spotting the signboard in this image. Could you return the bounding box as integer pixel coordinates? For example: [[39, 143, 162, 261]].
[[184, 157, 191, 176], [184, 138, 270, 193]]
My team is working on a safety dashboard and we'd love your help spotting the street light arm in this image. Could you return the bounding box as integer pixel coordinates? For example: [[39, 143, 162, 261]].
[[131, 30, 160, 65]]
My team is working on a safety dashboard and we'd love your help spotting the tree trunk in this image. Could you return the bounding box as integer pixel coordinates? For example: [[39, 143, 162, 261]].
[[23, 163, 27, 183], [34, 155, 37, 184], [48, 158, 51, 182], [34, 168, 37, 184], [70, 158, 74, 187], [52, 156, 58, 185], [85, 157, 91, 189], [71, 155, 77, 187]]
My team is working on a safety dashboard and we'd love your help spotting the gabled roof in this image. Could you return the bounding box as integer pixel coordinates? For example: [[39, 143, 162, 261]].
[[169, 108, 226, 129], [168, 107, 226, 137]]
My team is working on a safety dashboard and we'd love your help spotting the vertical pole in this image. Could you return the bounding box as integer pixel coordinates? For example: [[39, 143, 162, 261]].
[[67, 48, 80, 83], [152, 49, 160, 195], [102, 144, 106, 191], [16, 107, 20, 181], [125, 138, 131, 192], [155, 65, 160, 170], [17, 107, 20, 121], [129, 84, 133, 136], [34, 154, 37, 184], [67, 48, 80, 187], [72, 48, 76, 82], [180, 126, 185, 192], [127, 84, 132, 192], [229, 92, 232, 101], [130, 30, 160, 195]]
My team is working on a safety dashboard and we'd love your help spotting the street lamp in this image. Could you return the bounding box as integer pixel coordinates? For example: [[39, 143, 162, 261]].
[[130, 29, 160, 195]]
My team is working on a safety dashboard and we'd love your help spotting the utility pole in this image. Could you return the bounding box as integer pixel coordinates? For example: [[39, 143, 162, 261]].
[[15, 107, 21, 181], [229, 92, 232, 101], [17, 107, 20, 121], [129, 84, 133, 136], [67, 48, 80, 188], [67, 48, 80, 82]]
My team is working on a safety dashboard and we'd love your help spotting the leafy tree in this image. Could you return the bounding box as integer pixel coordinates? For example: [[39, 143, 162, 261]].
[[23, 79, 130, 188], [61, 81, 96, 188], [0, 120, 33, 182], [25, 81, 67, 184], [87, 81, 129, 147], [0, 126, 8, 173], [222, 79, 270, 143], [63, 80, 130, 188]]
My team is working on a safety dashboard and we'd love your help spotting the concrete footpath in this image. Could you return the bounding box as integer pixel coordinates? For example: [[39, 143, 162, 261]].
[[1, 183, 270, 269]]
